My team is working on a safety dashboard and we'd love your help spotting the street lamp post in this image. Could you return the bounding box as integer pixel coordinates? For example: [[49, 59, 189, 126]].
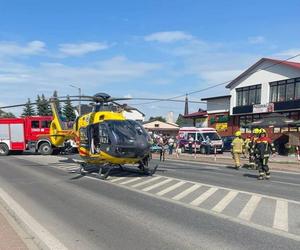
[[69, 84, 81, 116]]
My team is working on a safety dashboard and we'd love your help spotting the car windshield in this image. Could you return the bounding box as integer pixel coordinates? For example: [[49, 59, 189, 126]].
[[203, 132, 221, 140]]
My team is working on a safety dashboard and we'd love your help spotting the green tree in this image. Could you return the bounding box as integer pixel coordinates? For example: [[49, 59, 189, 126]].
[[63, 96, 76, 121], [148, 116, 166, 122], [36, 95, 42, 115], [36, 94, 52, 116], [21, 98, 35, 117], [52, 90, 62, 114]]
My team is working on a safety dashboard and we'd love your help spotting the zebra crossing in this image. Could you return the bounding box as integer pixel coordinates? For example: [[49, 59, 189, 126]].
[[106, 174, 300, 238], [14, 155, 300, 239]]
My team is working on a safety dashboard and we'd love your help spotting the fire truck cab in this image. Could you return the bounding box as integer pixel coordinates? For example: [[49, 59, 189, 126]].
[[0, 116, 56, 156]]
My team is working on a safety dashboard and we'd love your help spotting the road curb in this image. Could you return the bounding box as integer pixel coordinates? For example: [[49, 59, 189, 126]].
[[152, 156, 300, 174], [0, 187, 67, 250]]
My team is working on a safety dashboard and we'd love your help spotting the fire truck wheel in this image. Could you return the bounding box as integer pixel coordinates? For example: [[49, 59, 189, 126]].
[[39, 142, 53, 155], [0, 143, 9, 156]]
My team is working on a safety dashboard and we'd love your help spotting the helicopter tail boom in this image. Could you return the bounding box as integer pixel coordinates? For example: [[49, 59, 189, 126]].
[[49, 101, 76, 146]]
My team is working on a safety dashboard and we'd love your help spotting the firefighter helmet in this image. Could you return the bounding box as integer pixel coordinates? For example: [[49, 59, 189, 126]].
[[260, 128, 266, 134], [253, 128, 260, 134], [235, 131, 242, 137]]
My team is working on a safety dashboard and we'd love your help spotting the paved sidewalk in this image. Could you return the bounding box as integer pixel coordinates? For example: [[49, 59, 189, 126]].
[[0, 205, 28, 250], [153, 152, 300, 172]]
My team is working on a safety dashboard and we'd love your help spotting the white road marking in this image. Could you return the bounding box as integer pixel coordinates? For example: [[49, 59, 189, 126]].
[[271, 180, 300, 187], [190, 187, 218, 206], [110, 174, 134, 183], [142, 178, 173, 192], [238, 196, 261, 221], [212, 190, 239, 213], [131, 176, 162, 188], [172, 184, 201, 201], [0, 188, 67, 250], [119, 177, 142, 185], [273, 200, 289, 232], [156, 181, 186, 196], [85, 175, 300, 242]]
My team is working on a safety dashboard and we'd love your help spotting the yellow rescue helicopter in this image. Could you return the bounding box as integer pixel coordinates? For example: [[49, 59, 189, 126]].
[[49, 93, 156, 179], [0, 93, 203, 179]]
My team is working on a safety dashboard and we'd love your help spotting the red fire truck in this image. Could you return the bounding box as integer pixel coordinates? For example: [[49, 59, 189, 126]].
[[0, 116, 59, 156]]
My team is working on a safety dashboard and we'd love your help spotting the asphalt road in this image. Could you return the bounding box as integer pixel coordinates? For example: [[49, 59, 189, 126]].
[[0, 154, 300, 250]]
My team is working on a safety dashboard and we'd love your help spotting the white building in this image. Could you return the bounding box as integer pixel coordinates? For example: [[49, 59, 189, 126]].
[[201, 95, 230, 115], [143, 120, 179, 137], [226, 57, 300, 152], [227, 58, 300, 116]]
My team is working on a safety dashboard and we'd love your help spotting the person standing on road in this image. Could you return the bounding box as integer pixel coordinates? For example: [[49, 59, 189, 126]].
[[231, 131, 244, 169], [244, 136, 251, 158], [188, 135, 194, 154], [248, 128, 260, 169], [255, 129, 276, 180], [158, 136, 166, 161], [168, 136, 175, 155], [175, 138, 181, 158], [205, 135, 211, 154]]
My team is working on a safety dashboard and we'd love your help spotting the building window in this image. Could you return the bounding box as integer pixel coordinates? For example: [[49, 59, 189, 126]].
[[295, 80, 300, 99], [239, 115, 252, 133], [236, 84, 261, 106], [270, 77, 300, 102]]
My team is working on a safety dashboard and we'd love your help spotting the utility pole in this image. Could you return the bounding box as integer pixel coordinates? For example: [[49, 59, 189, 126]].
[[69, 84, 82, 116]]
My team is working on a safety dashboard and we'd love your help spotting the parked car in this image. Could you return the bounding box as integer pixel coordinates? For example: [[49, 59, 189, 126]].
[[222, 136, 235, 151]]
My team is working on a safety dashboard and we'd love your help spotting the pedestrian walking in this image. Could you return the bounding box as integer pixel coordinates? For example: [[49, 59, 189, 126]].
[[231, 131, 244, 169], [254, 129, 276, 180]]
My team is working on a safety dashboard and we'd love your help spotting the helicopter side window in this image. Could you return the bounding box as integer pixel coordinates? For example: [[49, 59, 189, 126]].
[[79, 127, 88, 147]]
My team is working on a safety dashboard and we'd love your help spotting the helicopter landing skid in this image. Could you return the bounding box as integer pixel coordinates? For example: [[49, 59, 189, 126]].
[[138, 162, 158, 176], [78, 162, 158, 180], [98, 166, 113, 180]]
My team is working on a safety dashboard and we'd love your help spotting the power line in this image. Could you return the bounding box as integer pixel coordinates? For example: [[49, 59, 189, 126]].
[[132, 53, 300, 106]]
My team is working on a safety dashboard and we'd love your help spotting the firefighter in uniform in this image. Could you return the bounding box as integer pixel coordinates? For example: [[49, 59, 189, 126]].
[[231, 131, 244, 169], [248, 128, 260, 169], [254, 128, 276, 180]]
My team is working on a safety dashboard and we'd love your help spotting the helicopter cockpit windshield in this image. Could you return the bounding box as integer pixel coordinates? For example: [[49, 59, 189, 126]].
[[89, 120, 150, 157]]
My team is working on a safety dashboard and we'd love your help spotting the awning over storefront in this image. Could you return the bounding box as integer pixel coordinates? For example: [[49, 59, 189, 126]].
[[246, 113, 295, 128]]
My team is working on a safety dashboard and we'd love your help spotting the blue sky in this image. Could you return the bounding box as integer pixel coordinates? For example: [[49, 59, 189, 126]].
[[0, 0, 300, 118]]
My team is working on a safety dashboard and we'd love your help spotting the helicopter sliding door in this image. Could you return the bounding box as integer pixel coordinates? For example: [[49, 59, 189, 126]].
[[88, 123, 111, 154]]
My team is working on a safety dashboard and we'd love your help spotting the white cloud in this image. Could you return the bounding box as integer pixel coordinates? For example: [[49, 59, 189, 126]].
[[59, 42, 109, 56], [0, 40, 46, 57], [144, 31, 193, 43], [274, 48, 300, 61], [0, 56, 163, 115], [248, 36, 266, 44]]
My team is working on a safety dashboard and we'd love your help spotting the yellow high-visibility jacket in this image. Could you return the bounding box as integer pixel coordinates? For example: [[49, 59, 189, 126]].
[[231, 137, 244, 153]]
